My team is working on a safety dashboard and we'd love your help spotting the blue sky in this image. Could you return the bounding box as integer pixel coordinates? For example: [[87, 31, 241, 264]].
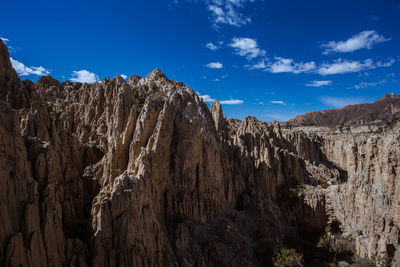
[[1, 0, 400, 121]]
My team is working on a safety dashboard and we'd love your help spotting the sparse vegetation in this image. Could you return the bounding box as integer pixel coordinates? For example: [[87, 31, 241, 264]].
[[153, 90, 166, 102], [320, 182, 330, 188], [273, 247, 304, 267]]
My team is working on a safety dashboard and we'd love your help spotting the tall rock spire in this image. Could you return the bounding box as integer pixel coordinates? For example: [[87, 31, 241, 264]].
[[211, 100, 224, 132]]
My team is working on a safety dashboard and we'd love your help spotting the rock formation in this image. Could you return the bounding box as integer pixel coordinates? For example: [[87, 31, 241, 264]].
[[0, 39, 399, 266], [286, 94, 400, 127]]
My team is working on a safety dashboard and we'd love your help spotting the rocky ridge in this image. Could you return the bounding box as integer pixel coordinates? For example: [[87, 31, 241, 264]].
[[0, 39, 399, 266], [285, 94, 400, 127]]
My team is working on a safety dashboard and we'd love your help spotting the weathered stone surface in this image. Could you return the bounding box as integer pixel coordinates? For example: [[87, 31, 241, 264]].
[[321, 123, 400, 261], [1, 38, 399, 266], [281, 120, 400, 266]]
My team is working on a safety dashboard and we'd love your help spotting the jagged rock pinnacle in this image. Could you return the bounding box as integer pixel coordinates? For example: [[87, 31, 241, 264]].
[[0, 37, 399, 266], [211, 100, 224, 131], [145, 68, 168, 81]]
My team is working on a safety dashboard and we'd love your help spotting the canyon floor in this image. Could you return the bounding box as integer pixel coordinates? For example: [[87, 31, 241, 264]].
[[1, 39, 400, 266]]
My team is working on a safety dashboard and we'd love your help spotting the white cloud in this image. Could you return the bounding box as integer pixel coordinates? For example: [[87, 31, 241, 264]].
[[120, 74, 127, 79], [354, 79, 386, 89], [246, 60, 267, 70], [208, 0, 254, 27], [199, 94, 215, 102], [306, 80, 332, 87], [321, 30, 390, 54], [1, 37, 9, 43], [221, 74, 229, 78], [1, 36, 16, 54], [206, 42, 218, 51], [270, 100, 286, 105], [376, 58, 395, 67], [199, 93, 243, 104], [220, 99, 243, 104], [255, 56, 394, 76], [320, 96, 367, 108], [266, 57, 316, 74], [213, 78, 220, 82], [205, 62, 223, 69], [70, 70, 99, 83], [317, 58, 374, 75], [229, 37, 266, 59], [10, 58, 51, 76]]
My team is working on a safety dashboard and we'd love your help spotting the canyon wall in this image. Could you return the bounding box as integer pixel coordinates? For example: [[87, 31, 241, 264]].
[[322, 125, 400, 262], [0, 39, 399, 266]]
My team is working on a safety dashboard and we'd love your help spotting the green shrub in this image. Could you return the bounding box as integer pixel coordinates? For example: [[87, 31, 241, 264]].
[[273, 248, 304, 267], [153, 90, 166, 101], [320, 182, 330, 188]]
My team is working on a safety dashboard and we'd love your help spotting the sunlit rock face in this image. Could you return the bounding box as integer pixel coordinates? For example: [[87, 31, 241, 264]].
[[0, 39, 399, 266]]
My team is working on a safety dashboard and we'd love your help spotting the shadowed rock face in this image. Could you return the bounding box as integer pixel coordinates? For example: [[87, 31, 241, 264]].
[[0, 39, 399, 266]]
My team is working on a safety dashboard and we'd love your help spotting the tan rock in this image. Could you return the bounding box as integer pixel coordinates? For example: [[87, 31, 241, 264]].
[[1, 38, 399, 266]]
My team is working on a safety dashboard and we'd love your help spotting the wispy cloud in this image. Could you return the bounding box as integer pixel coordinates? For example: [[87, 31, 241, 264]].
[[245, 60, 267, 70], [265, 57, 316, 74], [321, 30, 390, 54], [205, 62, 223, 69], [120, 74, 127, 79], [220, 99, 243, 104], [318, 58, 376, 75], [353, 79, 386, 89], [199, 94, 214, 102], [10, 58, 51, 76], [229, 37, 266, 59], [320, 96, 367, 108], [208, 0, 254, 27], [199, 93, 243, 104], [70, 70, 99, 83], [210, 74, 229, 82], [270, 100, 286, 105], [306, 80, 332, 87], [1, 36, 17, 54], [206, 42, 219, 51], [376, 58, 396, 67], [249, 55, 394, 75], [0, 36, 9, 43]]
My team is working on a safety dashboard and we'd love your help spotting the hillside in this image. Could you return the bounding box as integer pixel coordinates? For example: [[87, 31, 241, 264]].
[[285, 94, 400, 126]]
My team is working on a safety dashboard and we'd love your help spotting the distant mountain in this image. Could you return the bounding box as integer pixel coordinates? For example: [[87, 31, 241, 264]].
[[285, 93, 400, 126]]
